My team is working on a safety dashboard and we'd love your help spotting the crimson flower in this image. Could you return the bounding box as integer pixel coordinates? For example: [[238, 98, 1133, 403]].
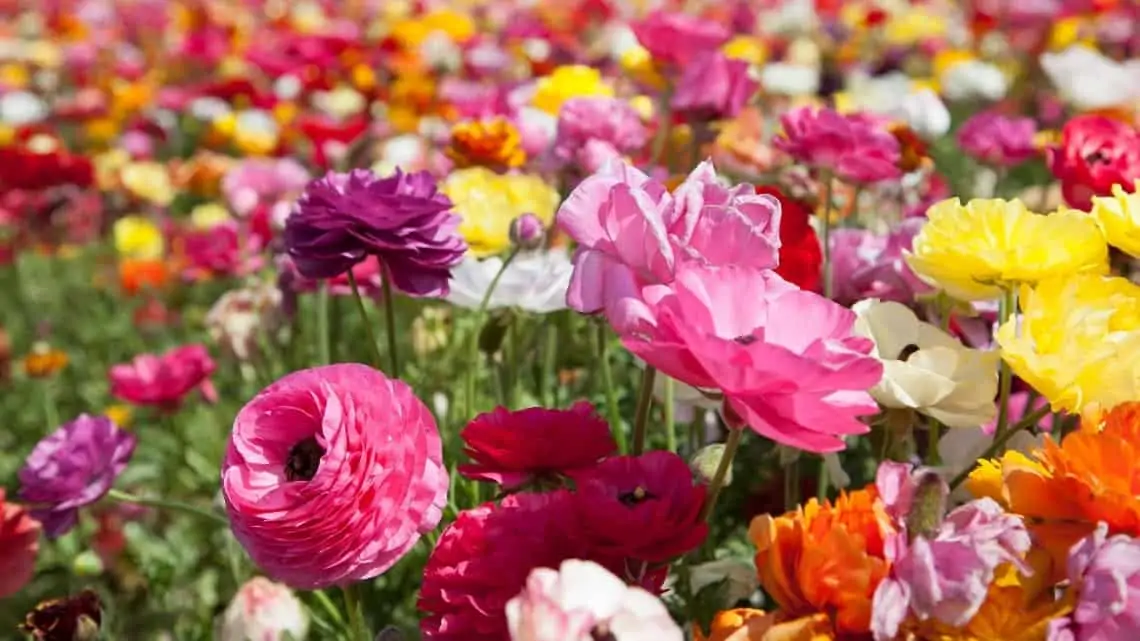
[[755, 185, 822, 292], [1048, 114, 1140, 210]]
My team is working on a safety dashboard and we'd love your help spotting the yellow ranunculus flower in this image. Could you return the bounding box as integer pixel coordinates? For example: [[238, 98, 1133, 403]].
[[884, 10, 948, 46], [190, 203, 233, 230], [619, 46, 666, 92], [114, 215, 165, 260], [121, 161, 175, 206], [722, 36, 767, 66], [997, 273, 1140, 413], [441, 168, 560, 257], [1090, 181, 1140, 257], [532, 65, 614, 116], [906, 198, 1109, 301]]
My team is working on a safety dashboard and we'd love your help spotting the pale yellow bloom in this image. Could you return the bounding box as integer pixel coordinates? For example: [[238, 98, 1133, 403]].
[[190, 203, 233, 230], [722, 36, 767, 66], [113, 215, 165, 260], [441, 168, 560, 257], [1090, 181, 1140, 257], [532, 65, 614, 116], [121, 161, 175, 206]]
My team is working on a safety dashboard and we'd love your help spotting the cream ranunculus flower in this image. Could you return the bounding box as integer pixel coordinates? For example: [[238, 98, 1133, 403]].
[[445, 248, 572, 314], [853, 299, 1000, 428]]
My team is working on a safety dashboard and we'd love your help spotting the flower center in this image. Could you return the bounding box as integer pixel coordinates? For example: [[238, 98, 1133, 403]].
[[734, 334, 758, 345], [1084, 149, 1108, 165], [284, 437, 325, 481], [591, 624, 616, 641], [896, 343, 920, 361], [618, 485, 655, 506]]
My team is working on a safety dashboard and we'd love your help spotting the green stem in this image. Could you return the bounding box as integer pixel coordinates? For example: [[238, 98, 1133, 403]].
[[541, 324, 558, 407], [379, 264, 401, 378], [465, 248, 521, 417], [697, 428, 744, 522], [927, 419, 942, 465], [347, 271, 385, 369], [949, 404, 1052, 489], [663, 376, 676, 453], [105, 489, 228, 526], [317, 281, 331, 365], [342, 583, 370, 641], [41, 382, 59, 431], [596, 322, 626, 453], [311, 589, 346, 626], [993, 288, 1016, 442], [784, 458, 801, 511], [631, 366, 657, 455]]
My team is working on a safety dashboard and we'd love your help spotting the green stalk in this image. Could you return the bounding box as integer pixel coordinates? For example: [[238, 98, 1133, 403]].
[[464, 248, 520, 416], [106, 489, 228, 527], [993, 288, 1017, 442], [663, 376, 676, 453], [949, 404, 1051, 489], [316, 282, 331, 365], [342, 583, 370, 641], [347, 271, 385, 369], [697, 429, 744, 522], [541, 324, 558, 407], [595, 323, 626, 453], [631, 366, 657, 455], [379, 264, 401, 378]]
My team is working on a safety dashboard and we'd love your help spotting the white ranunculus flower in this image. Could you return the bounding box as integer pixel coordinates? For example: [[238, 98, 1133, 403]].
[[758, 62, 820, 97], [688, 559, 759, 607], [206, 282, 284, 362], [853, 300, 1000, 428], [890, 89, 951, 140], [216, 577, 309, 641], [446, 249, 572, 314], [0, 90, 47, 126], [844, 71, 915, 114], [939, 60, 1007, 102], [1041, 45, 1140, 111]]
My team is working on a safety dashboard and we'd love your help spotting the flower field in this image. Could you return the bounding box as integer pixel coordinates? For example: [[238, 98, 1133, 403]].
[[3, 1, 1140, 640]]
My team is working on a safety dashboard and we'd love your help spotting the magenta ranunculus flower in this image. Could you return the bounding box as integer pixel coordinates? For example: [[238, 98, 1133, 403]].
[[18, 414, 137, 538], [554, 97, 649, 174], [284, 168, 467, 296], [556, 160, 781, 333], [181, 221, 263, 280], [956, 111, 1039, 167], [221, 364, 447, 590], [459, 402, 617, 489], [1047, 523, 1140, 641], [622, 262, 883, 452], [109, 344, 218, 409], [829, 219, 931, 306], [775, 106, 903, 184], [631, 10, 730, 68], [671, 51, 758, 122]]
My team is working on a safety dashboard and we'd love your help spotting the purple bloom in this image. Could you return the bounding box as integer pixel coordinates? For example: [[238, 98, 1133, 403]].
[[1047, 523, 1140, 641], [775, 106, 903, 185], [957, 111, 1039, 167], [18, 414, 137, 538], [829, 219, 930, 306], [671, 51, 758, 122], [284, 168, 468, 297], [554, 98, 649, 175]]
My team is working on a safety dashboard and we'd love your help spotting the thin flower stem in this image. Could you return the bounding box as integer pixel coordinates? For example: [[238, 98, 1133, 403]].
[[541, 324, 558, 407], [379, 265, 401, 378], [596, 323, 627, 453], [342, 583, 370, 641], [784, 459, 800, 510], [927, 418, 943, 465], [347, 271, 385, 370], [105, 489, 228, 527], [663, 377, 676, 453], [993, 288, 1017, 442], [41, 382, 59, 431], [317, 281, 331, 365], [949, 404, 1052, 489], [311, 589, 346, 626], [698, 428, 744, 522], [631, 366, 657, 455], [465, 248, 521, 418]]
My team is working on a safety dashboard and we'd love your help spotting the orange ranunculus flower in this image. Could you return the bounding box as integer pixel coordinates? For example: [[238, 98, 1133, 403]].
[[118, 258, 169, 295], [748, 487, 895, 636], [445, 118, 526, 171], [697, 609, 835, 641], [23, 344, 68, 378], [172, 152, 234, 198]]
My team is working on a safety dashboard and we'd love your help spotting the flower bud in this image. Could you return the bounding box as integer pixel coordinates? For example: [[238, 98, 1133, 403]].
[[905, 469, 949, 540], [509, 213, 545, 250], [217, 577, 309, 641], [72, 550, 105, 577], [691, 444, 733, 487]]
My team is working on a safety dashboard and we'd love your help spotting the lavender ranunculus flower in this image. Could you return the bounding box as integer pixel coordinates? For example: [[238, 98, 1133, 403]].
[[1047, 523, 1140, 641], [18, 414, 137, 538], [553, 97, 649, 175], [829, 219, 931, 306], [284, 168, 468, 297]]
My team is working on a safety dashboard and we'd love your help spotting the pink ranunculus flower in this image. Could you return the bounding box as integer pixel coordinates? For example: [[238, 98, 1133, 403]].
[[181, 221, 264, 280], [1047, 523, 1140, 641], [222, 158, 311, 218], [109, 344, 218, 409], [622, 262, 883, 452], [554, 97, 649, 175], [956, 111, 1039, 167], [829, 219, 931, 306], [775, 106, 903, 185], [506, 559, 683, 641], [221, 364, 447, 590], [631, 10, 730, 68], [556, 160, 781, 333], [671, 51, 759, 122]]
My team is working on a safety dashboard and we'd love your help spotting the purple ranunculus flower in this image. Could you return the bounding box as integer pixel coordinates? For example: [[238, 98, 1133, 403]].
[[1047, 523, 1140, 641], [18, 414, 137, 538], [284, 168, 468, 297]]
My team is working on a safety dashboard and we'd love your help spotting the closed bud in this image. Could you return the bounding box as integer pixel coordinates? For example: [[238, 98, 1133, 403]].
[[691, 444, 732, 487], [71, 550, 104, 577], [905, 469, 949, 540], [509, 213, 545, 250], [216, 577, 309, 641]]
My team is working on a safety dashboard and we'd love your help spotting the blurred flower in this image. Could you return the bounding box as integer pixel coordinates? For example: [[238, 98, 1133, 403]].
[[1092, 181, 1140, 257], [223, 365, 446, 590], [445, 118, 526, 171], [506, 559, 682, 641], [0, 326, 10, 382], [957, 112, 1039, 167], [120, 161, 174, 206], [181, 221, 261, 280], [18, 414, 136, 538], [117, 258, 169, 295], [713, 108, 781, 175], [1047, 523, 1140, 641], [173, 151, 234, 199], [755, 185, 822, 292], [890, 89, 952, 140], [688, 558, 759, 608], [831, 219, 930, 306], [109, 344, 217, 410], [442, 167, 560, 258], [532, 65, 614, 116], [23, 342, 69, 378], [758, 62, 820, 97], [459, 402, 616, 489], [0, 488, 39, 599], [102, 405, 132, 429], [113, 215, 164, 260], [446, 249, 573, 313], [906, 198, 1109, 301], [854, 300, 999, 427], [206, 281, 284, 361], [775, 107, 903, 185], [631, 10, 730, 68], [189, 202, 232, 230], [1041, 45, 1140, 112], [222, 158, 310, 218], [671, 51, 758, 122], [698, 608, 834, 641], [554, 97, 649, 175], [216, 577, 309, 641], [411, 307, 451, 358], [285, 168, 466, 296], [1048, 115, 1140, 210], [20, 590, 102, 641], [940, 59, 1008, 102]]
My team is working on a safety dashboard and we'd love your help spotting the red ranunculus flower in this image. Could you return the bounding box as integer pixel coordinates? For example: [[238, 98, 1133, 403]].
[[755, 185, 822, 292], [1048, 114, 1140, 210]]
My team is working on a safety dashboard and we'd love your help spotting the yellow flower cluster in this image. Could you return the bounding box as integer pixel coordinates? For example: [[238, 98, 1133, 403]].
[[441, 168, 560, 257], [531, 65, 614, 115]]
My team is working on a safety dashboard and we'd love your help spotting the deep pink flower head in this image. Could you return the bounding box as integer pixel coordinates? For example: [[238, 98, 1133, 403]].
[[420, 491, 586, 641], [624, 263, 882, 452], [460, 402, 616, 489], [1047, 523, 1140, 641], [554, 97, 649, 175], [222, 158, 311, 218], [18, 414, 136, 538], [1048, 115, 1140, 210], [871, 462, 1032, 641], [0, 489, 39, 599], [181, 222, 263, 280], [775, 106, 903, 184], [221, 364, 447, 590], [284, 168, 467, 296], [671, 51, 758, 122], [506, 559, 683, 641], [109, 344, 217, 409], [956, 111, 1039, 167], [829, 219, 931, 306], [557, 160, 781, 333], [571, 451, 708, 565], [631, 10, 730, 68]]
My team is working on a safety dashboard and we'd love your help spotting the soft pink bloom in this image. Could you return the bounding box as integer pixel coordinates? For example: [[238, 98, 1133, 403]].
[[217, 577, 309, 641], [554, 98, 649, 174], [631, 10, 730, 68], [956, 111, 1039, 167], [109, 344, 217, 409], [775, 106, 903, 184], [506, 559, 683, 641], [1047, 523, 1140, 641], [556, 160, 781, 333], [460, 402, 616, 489], [221, 364, 447, 590], [622, 263, 882, 452], [222, 158, 311, 218], [671, 51, 758, 121], [181, 222, 263, 280], [829, 219, 930, 306], [0, 488, 39, 600]]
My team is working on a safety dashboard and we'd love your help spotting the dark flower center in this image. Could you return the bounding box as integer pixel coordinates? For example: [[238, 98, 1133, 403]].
[[618, 485, 656, 506], [896, 343, 920, 361], [592, 624, 617, 641], [1084, 149, 1108, 165], [284, 437, 325, 481], [734, 334, 758, 346]]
